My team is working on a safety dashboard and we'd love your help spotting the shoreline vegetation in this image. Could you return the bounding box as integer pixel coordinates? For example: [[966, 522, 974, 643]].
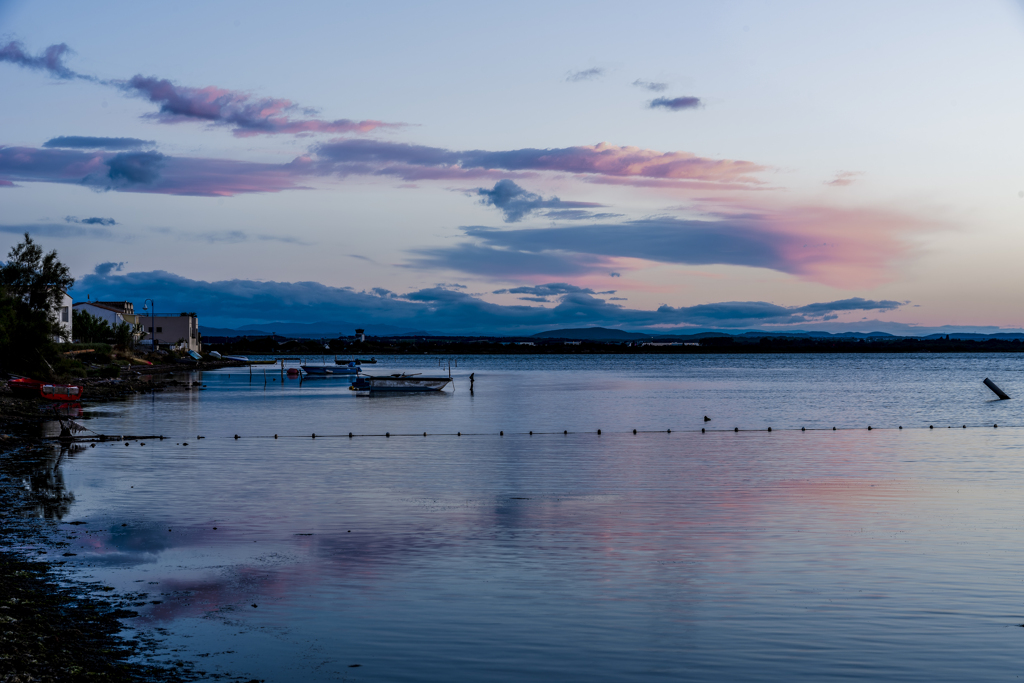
[[209, 335, 1024, 356]]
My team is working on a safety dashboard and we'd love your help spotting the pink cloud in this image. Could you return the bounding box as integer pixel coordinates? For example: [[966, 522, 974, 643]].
[[123, 75, 403, 137], [314, 140, 768, 185], [745, 204, 932, 288], [825, 171, 862, 187]]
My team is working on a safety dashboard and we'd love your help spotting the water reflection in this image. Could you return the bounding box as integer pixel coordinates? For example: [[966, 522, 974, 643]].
[[19, 356, 1024, 682], [0, 440, 75, 520]]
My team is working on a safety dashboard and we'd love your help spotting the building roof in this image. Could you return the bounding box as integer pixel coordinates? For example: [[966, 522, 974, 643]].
[[73, 301, 126, 314]]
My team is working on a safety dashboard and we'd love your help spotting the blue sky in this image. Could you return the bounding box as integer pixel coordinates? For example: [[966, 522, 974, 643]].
[[3, 0, 1024, 333]]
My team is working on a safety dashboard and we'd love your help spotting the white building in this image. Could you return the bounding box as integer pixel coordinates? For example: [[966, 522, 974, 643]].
[[54, 290, 72, 342], [140, 313, 201, 353], [72, 301, 131, 328]]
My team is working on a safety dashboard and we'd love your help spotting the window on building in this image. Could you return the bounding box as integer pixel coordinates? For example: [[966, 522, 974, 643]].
[[156, 327, 162, 333], [61, 306, 68, 322]]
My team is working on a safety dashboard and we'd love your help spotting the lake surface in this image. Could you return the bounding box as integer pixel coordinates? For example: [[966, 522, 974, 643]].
[[18, 354, 1024, 681]]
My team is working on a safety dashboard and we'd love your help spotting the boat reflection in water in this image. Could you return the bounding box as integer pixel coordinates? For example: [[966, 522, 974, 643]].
[[350, 373, 452, 394]]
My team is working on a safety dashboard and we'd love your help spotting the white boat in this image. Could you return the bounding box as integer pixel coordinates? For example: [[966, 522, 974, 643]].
[[301, 362, 360, 376], [350, 373, 452, 393], [224, 355, 249, 362]]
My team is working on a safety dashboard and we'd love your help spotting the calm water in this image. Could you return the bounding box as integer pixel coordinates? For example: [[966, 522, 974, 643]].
[[21, 354, 1024, 681]]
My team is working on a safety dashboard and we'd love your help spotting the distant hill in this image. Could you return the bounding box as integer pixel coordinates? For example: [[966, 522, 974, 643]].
[[532, 327, 652, 340], [201, 321, 432, 338]]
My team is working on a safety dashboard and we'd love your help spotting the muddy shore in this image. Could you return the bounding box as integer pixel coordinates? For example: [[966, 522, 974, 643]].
[[0, 370, 256, 683]]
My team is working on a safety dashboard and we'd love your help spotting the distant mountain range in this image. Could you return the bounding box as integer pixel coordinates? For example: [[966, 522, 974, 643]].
[[200, 321, 432, 338], [199, 322, 1024, 342], [530, 327, 1024, 341]]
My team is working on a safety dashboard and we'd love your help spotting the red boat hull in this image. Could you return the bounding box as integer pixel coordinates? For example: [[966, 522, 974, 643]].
[[8, 378, 83, 402]]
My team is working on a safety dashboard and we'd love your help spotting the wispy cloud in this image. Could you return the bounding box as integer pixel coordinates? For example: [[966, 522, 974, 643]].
[[409, 207, 931, 288], [0, 146, 309, 196], [475, 179, 605, 222], [121, 75, 403, 137], [633, 79, 668, 92], [65, 216, 116, 225], [72, 266, 906, 333], [0, 222, 115, 239], [1, 41, 401, 138], [566, 67, 604, 82], [45, 136, 154, 150], [0, 41, 82, 80], [648, 96, 702, 111], [826, 171, 862, 187], [315, 139, 767, 186]]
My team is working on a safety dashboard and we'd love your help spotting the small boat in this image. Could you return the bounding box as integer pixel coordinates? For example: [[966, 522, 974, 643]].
[[350, 373, 452, 393], [302, 362, 360, 376], [8, 378, 83, 402], [8, 377, 43, 398], [335, 357, 377, 365], [40, 384, 84, 402], [223, 355, 249, 362]]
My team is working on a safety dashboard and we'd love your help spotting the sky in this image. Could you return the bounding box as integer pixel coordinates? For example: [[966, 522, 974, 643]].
[[3, 0, 1024, 334]]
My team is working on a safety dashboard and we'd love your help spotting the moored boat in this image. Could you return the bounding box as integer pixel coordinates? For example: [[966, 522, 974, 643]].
[[301, 362, 360, 376], [40, 384, 84, 402], [350, 373, 452, 393], [8, 378, 83, 402]]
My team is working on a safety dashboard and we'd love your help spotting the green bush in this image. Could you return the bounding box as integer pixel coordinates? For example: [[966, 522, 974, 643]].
[[94, 364, 121, 378], [51, 357, 87, 379]]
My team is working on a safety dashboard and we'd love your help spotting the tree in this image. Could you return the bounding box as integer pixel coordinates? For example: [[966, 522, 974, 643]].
[[72, 309, 113, 343], [0, 234, 76, 377], [0, 233, 73, 318]]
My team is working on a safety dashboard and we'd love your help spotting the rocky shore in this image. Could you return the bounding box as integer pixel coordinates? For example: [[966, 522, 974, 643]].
[[0, 370, 256, 683]]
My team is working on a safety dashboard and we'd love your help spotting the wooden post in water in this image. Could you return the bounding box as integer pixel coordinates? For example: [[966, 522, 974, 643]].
[[984, 378, 1010, 400]]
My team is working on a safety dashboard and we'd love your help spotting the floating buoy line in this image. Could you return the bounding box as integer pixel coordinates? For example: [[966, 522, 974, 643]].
[[45, 422, 1018, 443]]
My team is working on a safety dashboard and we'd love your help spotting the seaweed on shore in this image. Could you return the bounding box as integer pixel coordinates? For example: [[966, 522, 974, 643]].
[[0, 411, 248, 682], [0, 552, 201, 682]]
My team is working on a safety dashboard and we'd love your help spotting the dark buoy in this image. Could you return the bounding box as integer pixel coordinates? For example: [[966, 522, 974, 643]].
[[597, 429, 601, 435], [274, 434, 278, 439], [929, 425, 933, 429], [386, 432, 390, 437], [632, 429, 637, 434], [704, 416, 711, 422], [994, 424, 998, 428], [564, 430, 567, 435], [899, 426, 902, 429], [801, 427, 805, 432], [667, 429, 671, 434], [423, 432, 427, 437], [234, 434, 239, 440], [530, 431, 533, 435], [734, 427, 739, 433], [768, 427, 772, 432], [833, 427, 837, 431], [963, 425, 966, 429], [312, 433, 316, 439], [868, 426, 872, 430], [348, 432, 353, 438], [500, 431, 503, 436], [701, 427, 705, 433], [458, 431, 461, 436]]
